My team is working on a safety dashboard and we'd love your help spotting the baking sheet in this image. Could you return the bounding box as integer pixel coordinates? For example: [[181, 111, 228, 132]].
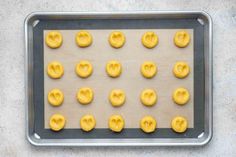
[[44, 29, 194, 129]]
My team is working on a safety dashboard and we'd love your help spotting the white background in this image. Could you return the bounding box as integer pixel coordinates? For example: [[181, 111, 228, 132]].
[[0, 0, 236, 156]]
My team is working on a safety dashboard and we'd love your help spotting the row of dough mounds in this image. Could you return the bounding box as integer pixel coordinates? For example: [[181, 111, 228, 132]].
[[47, 60, 190, 79], [45, 30, 191, 49], [48, 88, 190, 107], [49, 113, 188, 133]]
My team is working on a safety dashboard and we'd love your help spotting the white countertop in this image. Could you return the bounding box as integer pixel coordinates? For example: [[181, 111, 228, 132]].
[[0, 0, 236, 156]]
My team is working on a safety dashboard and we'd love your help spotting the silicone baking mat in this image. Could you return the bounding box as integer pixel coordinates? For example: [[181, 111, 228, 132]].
[[31, 18, 205, 139], [44, 29, 194, 129]]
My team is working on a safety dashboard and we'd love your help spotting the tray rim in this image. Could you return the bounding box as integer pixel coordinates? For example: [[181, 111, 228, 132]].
[[24, 11, 212, 146]]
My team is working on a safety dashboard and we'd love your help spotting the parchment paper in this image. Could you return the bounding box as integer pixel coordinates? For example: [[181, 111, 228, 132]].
[[44, 29, 194, 128]]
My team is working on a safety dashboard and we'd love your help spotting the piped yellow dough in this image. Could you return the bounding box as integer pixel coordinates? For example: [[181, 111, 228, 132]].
[[141, 61, 157, 78], [48, 89, 64, 106], [108, 115, 125, 132], [75, 31, 93, 47], [80, 114, 96, 132], [140, 89, 157, 107], [142, 31, 159, 48], [75, 60, 93, 78], [49, 114, 66, 131], [173, 61, 190, 78], [109, 89, 126, 107], [171, 116, 188, 133], [174, 30, 190, 48], [45, 31, 63, 48], [173, 88, 190, 105], [77, 87, 94, 105], [47, 61, 64, 79], [106, 60, 122, 78], [140, 116, 157, 133], [109, 31, 125, 48]]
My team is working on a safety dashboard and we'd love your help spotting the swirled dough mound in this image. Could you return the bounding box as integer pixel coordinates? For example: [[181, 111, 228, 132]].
[[140, 116, 157, 133], [142, 31, 158, 48], [75, 60, 93, 78], [77, 87, 94, 105], [80, 114, 96, 132], [109, 31, 125, 48], [109, 89, 126, 107], [173, 61, 190, 78], [47, 61, 64, 79], [45, 31, 63, 48], [106, 60, 122, 78], [108, 115, 125, 132], [140, 89, 157, 107], [171, 116, 188, 133], [174, 30, 190, 48], [49, 114, 66, 131], [75, 31, 93, 47], [172, 88, 190, 105], [141, 61, 157, 78], [48, 89, 64, 106]]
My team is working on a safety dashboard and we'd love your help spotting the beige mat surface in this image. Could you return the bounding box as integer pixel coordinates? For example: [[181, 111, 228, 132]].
[[43, 29, 194, 128]]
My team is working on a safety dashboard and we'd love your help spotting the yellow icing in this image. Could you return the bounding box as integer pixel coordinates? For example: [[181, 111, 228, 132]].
[[49, 114, 66, 131], [109, 89, 126, 107], [171, 116, 188, 133], [108, 115, 125, 132], [77, 87, 94, 105], [172, 88, 190, 105], [80, 114, 96, 132], [106, 60, 122, 78], [48, 89, 64, 106], [75, 31, 93, 47], [109, 31, 125, 48], [142, 31, 158, 48], [174, 30, 190, 48], [173, 61, 190, 78], [47, 61, 64, 79], [45, 31, 63, 48], [141, 61, 157, 78], [140, 116, 157, 133], [75, 60, 93, 78], [140, 89, 157, 107]]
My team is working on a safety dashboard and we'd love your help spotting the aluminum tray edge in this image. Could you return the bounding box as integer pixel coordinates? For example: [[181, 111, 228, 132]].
[[24, 11, 213, 146]]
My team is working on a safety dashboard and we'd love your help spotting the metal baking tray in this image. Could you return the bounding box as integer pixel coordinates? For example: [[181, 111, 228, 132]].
[[25, 11, 212, 146]]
